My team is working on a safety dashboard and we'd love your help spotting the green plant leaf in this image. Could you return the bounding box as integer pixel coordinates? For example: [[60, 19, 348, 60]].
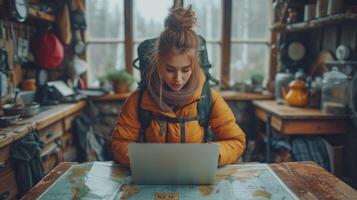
[[105, 70, 135, 86]]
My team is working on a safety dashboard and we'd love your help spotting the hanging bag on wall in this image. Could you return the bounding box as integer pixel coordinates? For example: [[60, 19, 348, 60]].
[[32, 30, 64, 69]]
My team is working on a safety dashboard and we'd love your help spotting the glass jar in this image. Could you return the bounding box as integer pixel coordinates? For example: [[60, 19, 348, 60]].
[[295, 68, 307, 81], [308, 76, 322, 108], [321, 67, 349, 114], [275, 69, 294, 104]]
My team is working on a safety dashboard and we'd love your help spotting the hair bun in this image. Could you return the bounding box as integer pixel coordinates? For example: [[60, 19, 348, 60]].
[[165, 5, 197, 32]]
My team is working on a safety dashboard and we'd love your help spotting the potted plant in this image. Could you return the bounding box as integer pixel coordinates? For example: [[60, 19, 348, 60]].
[[105, 70, 135, 93]]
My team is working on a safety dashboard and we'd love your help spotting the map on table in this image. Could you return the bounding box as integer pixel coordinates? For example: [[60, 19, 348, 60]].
[[38, 162, 298, 200]]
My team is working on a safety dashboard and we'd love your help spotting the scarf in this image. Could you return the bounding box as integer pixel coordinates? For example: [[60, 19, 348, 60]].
[[146, 56, 200, 112]]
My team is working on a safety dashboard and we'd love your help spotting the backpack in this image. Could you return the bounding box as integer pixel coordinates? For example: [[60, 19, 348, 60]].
[[133, 35, 219, 143]]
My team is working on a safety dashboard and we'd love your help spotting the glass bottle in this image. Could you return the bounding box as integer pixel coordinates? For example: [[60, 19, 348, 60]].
[[321, 67, 349, 114]]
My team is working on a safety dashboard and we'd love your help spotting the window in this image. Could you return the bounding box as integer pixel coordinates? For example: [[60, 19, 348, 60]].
[[230, 0, 271, 85], [133, 0, 174, 80], [133, 0, 172, 41], [184, 0, 222, 82], [85, 0, 272, 88], [86, 0, 125, 87]]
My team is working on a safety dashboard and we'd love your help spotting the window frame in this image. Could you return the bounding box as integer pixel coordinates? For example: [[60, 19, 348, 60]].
[[85, 0, 272, 88], [85, 0, 126, 86], [229, 0, 272, 86]]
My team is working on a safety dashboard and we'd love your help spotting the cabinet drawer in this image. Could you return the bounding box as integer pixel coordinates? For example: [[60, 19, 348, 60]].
[[64, 112, 80, 131], [0, 145, 10, 168], [63, 145, 77, 162], [62, 132, 75, 149], [0, 165, 18, 200], [41, 142, 63, 174], [38, 121, 64, 145]]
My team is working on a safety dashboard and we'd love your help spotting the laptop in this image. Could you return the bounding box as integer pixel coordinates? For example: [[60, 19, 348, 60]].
[[128, 143, 219, 185]]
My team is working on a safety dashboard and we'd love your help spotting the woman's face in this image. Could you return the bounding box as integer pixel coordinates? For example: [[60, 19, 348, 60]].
[[162, 53, 192, 91]]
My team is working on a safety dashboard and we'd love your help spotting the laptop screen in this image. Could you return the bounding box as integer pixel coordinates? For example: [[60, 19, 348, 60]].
[[128, 143, 219, 185]]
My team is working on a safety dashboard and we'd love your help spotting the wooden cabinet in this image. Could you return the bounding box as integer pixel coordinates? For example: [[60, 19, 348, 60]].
[[38, 120, 65, 173], [0, 164, 18, 200], [64, 111, 80, 131], [41, 141, 63, 174], [39, 121, 64, 145], [62, 131, 78, 162], [61, 112, 81, 162], [37, 107, 82, 172], [0, 102, 86, 198], [253, 100, 348, 175], [0, 145, 10, 169]]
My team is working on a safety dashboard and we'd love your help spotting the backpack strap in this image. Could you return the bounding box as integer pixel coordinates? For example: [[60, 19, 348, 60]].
[[154, 115, 199, 143], [137, 88, 152, 143], [136, 82, 213, 143], [198, 79, 213, 142], [154, 115, 199, 123]]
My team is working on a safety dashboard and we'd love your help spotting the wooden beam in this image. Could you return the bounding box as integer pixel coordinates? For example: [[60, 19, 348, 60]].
[[267, 31, 278, 92], [221, 0, 232, 88], [124, 0, 133, 74]]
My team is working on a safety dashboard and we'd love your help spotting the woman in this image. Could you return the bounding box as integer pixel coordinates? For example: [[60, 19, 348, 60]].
[[112, 6, 246, 167]]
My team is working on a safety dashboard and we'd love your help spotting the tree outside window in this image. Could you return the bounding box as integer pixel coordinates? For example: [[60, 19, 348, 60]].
[[230, 0, 271, 86], [185, 0, 222, 83], [132, 0, 173, 81], [86, 0, 125, 87]]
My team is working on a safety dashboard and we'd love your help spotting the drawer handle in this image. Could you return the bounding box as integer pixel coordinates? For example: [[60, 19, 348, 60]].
[[46, 132, 54, 139], [55, 139, 63, 148], [0, 191, 9, 200], [0, 161, 7, 169]]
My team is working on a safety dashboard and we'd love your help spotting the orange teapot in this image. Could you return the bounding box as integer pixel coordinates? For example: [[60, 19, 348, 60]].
[[282, 80, 309, 107]]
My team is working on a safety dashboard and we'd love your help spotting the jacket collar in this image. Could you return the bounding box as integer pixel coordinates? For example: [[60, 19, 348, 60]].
[[141, 70, 206, 117]]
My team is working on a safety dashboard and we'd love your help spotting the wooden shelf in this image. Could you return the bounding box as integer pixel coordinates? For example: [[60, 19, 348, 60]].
[[29, 7, 55, 22], [325, 60, 357, 65], [271, 13, 357, 32]]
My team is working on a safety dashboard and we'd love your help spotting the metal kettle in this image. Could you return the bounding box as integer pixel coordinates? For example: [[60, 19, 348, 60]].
[[282, 80, 309, 107]]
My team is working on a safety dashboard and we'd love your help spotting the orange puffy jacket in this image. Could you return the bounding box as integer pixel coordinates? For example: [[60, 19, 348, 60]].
[[111, 72, 246, 167]]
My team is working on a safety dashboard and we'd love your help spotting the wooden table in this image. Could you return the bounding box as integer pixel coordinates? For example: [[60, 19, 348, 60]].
[[22, 161, 357, 200], [0, 101, 86, 148], [253, 100, 348, 162]]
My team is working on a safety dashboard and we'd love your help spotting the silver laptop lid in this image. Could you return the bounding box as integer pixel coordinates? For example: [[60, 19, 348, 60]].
[[128, 143, 219, 185]]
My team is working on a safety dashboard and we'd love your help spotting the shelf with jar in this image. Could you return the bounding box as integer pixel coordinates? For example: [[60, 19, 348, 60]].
[[271, 0, 357, 33], [271, 12, 357, 32]]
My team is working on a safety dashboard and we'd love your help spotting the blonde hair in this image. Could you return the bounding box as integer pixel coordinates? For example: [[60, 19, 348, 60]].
[[146, 5, 202, 111]]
